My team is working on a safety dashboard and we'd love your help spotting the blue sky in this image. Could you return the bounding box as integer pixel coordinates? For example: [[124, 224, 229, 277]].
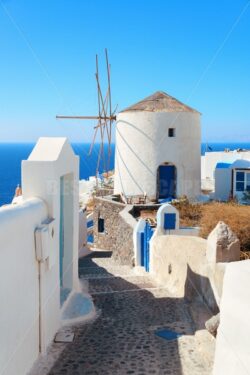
[[0, 0, 249, 142]]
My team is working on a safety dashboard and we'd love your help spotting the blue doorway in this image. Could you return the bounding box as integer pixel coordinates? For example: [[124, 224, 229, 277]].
[[140, 222, 154, 272], [157, 165, 176, 199]]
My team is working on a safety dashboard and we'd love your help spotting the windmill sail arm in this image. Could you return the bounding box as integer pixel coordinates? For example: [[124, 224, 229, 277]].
[[56, 115, 116, 120]]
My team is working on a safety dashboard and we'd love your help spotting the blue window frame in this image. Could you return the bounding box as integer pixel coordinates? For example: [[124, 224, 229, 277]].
[[236, 171, 245, 192], [235, 171, 250, 192]]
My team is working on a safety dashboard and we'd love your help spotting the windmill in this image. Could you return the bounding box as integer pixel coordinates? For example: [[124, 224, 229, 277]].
[[56, 49, 116, 181]]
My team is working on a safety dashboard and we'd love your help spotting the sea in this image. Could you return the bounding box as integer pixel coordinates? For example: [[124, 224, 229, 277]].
[[0, 142, 249, 207]]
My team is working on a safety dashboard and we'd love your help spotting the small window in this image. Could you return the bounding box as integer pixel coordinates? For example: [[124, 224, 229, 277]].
[[168, 128, 175, 137], [98, 218, 105, 233]]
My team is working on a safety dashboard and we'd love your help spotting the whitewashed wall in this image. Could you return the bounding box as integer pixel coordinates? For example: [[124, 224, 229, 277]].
[[22, 138, 79, 292], [213, 260, 250, 375], [114, 111, 201, 200], [201, 150, 250, 189], [150, 233, 228, 313], [214, 168, 232, 201], [133, 218, 146, 266], [0, 198, 47, 375], [0, 138, 80, 375]]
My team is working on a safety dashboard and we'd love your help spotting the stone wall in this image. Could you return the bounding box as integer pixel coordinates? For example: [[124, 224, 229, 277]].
[[95, 188, 114, 197], [93, 197, 137, 265]]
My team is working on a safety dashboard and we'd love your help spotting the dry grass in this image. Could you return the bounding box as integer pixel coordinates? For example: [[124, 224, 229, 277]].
[[173, 200, 250, 253], [173, 200, 202, 227], [199, 202, 250, 253]]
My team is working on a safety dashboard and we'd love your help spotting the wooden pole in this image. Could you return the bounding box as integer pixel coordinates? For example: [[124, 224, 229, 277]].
[[88, 87, 109, 156], [95, 72, 110, 157], [56, 50, 117, 178], [105, 49, 113, 173], [56, 115, 116, 120], [95, 56, 106, 175]]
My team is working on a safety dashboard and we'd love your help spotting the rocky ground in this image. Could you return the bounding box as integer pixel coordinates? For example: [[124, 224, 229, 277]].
[[30, 251, 214, 375]]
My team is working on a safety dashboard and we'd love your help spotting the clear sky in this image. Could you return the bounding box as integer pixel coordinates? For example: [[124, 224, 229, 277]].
[[0, 0, 249, 143]]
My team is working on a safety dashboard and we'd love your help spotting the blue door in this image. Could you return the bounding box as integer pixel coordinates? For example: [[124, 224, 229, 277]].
[[158, 165, 176, 199], [141, 222, 153, 272]]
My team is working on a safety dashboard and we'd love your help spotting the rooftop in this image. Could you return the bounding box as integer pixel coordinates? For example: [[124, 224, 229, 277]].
[[28, 137, 74, 162], [121, 91, 200, 114]]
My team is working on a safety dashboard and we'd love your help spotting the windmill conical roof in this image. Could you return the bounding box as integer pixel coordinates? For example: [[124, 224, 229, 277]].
[[121, 91, 200, 114]]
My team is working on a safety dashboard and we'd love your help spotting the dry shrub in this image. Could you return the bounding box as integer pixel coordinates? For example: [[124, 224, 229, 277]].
[[173, 199, 202, 227], [199, 202, 250, 252], [173, 199, 250, 253], [240, 251, 250, 260]]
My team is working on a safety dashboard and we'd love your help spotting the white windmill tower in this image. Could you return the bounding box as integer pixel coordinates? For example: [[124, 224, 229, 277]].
[[114, 91, 201, 202], [57, 54, 201, 202]]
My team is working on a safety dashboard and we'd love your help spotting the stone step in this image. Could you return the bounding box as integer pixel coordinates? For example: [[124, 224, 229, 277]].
[[79, 256, 149, 280], [79, 265, 137, 279], [79, 266, 150, 278], [81, 275, 157, 294]]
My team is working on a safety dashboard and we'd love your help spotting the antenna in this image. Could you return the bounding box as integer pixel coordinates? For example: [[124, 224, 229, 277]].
[[56, 49, 116, 177]]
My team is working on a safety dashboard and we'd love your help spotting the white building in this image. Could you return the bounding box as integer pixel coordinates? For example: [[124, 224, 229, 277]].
[[201, 149, 250, 191], [0, 138, 80, 375], [114, 91, 201, 201], [214, 159, 250, 201]]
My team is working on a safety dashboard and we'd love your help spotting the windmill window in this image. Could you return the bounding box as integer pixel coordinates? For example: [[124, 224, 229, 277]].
[[98, 218, 105, 233], [168, 128, 175, 137]]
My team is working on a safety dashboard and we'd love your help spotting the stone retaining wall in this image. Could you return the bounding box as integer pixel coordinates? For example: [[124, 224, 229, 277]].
[[95, 188, 114, 197], [93, 197, 137, 265]]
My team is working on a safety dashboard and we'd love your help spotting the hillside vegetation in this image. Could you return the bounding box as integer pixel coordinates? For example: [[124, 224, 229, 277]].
[[173, 200, 250, 255]]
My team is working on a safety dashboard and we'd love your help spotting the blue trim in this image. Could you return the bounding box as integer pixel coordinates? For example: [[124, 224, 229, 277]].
[[164, 213, 176, 230], [140, 232, 144, 267], [143, 223, 153, 272], [87, 220, 93, 228], [216, 162, 232, 169], [87, 234, 94, 243]]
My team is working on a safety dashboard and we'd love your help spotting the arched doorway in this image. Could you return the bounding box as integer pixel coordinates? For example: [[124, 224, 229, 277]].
[[157, 163, 177, 200]]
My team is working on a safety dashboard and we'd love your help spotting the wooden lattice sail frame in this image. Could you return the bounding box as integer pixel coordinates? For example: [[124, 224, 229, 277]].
[[56, 49, 116, 177]]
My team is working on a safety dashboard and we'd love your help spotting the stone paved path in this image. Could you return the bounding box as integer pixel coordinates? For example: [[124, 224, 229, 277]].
[[31, 252, 213, 375]]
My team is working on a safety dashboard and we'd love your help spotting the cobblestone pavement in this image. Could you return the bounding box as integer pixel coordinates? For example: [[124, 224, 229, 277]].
[[31, 252, 213, 375]]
